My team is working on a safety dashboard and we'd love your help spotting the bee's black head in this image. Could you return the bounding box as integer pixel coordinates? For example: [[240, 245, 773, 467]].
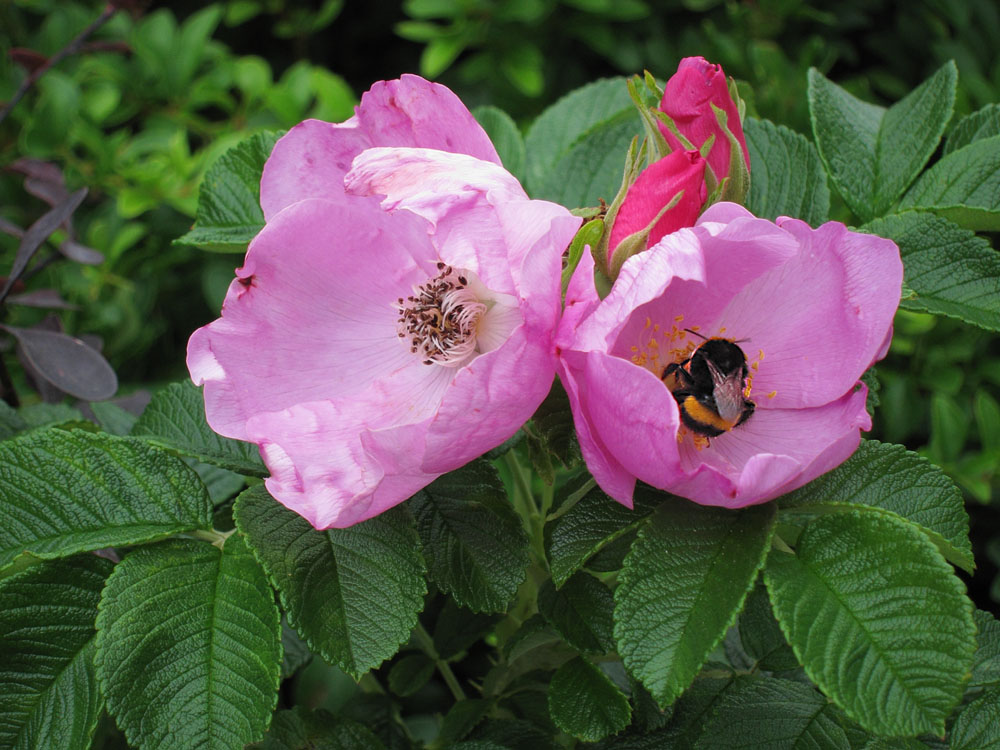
[[695, 338, 748, 376]]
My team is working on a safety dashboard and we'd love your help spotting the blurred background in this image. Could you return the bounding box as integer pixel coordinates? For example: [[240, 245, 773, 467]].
[[1, 0, 999, 603]]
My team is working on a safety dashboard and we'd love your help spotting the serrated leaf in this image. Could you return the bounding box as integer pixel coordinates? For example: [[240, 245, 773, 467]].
[[546, 483, 658, 587], [614, 497, 776, 706], [538, 572, 614, 654], [808, 62, 957, 221], [898, 136, 1000, 231], [971, 609, 1000, 690], [0, 555, 112, 750], [502, 614, 562, 663], [524, 77, 632, 196], [0, 429, 212, 570], [693, 676, 850, 749], [410, 460, 528, 613], [468, 718, 554, 749], [131, 380, 267, 476], [950, 687, 1000, 749], [945, 103, 1000, 155], [280, 621, 312, 680], [526, 380, 580, 483], [234, 485, 425, 677], [744, 117, 830, 225], [17, 402, 82, 428], [778, 439, 973, 572], [535, 111, 643, 209], [175, 131, 281, 252], [95, 536, 281, 750], [473, 105, 526, 182], [248, 707, 385, 750], [765, 511, 976, 737], [862, 212, 1000, 332], [548, 657, 631, 741]]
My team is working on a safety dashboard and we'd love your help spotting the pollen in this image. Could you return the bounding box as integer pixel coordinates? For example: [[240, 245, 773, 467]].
[[396, 264, 486, 367], [768, 390, 777, 399]]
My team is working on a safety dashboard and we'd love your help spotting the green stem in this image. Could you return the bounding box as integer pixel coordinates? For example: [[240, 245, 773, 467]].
[[414, 622, 466, 701], [771, 532, 794, 555], [357, 672, 386, 695], [503, 450, 537, 517], [188, 528, 235, 550]]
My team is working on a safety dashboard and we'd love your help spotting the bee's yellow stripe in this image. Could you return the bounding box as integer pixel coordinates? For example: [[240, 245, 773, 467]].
[[682, 396, 735, 432]]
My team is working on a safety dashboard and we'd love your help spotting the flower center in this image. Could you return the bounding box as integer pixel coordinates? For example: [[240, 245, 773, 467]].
[[396, 262, 487, 367]]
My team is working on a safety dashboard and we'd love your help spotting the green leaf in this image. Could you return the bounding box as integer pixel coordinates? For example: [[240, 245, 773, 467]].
[[862, 212, 1000, 332], [473, 105, 526, 182], [538, 572, 615, 654], [175, 131, 282, 252], [410, 460, 528, 613], [234, 485, 426, 677], [131, 380, 267, 476], [898, 136, 1000, 231], [0, 555, 112, 750], [614, 497, 776, 706], [546, 483, 658, 587], [808, 62, 957, 221], [95, 536, 281, 750], [971, 609, 1000, 690], [438, 699, 493, 746], [280, 621, 312, 680], [0, 401, 28, 440], [89, 401, 138, 436], [0, 429, 212, 570], [945, 103, 1000, 155], [388, 653, 434, 697], [744, 117, 830, 225], [548, 656, 631, 741], [692, 676, 850, 749], [778, 440, 973, 573], [738, 582, 799, 672], [248, 707, 385, 750], [535, 111, 643, 209], [950, 687, 1000, 750], [524, 77, 633, 196], [765, 511, 976, 737]]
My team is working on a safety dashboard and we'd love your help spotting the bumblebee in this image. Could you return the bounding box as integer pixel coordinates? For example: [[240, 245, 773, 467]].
[[662, 334, 755, 437]]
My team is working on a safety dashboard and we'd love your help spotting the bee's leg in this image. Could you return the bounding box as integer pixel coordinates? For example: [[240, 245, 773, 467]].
[[662, 361, 694, 390]]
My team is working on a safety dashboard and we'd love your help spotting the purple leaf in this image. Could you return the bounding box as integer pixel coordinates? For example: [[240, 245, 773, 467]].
[[6, 289, 80, 310], [2, 324, 118, 401], [0, 188, 86, 304], [59, 239, 104, 265]]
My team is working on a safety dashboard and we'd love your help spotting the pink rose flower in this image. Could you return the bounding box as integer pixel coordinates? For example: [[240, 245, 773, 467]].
[[556, 202, 902, 509], [659, 57, 750, 185], [187, 76, 580, 529], [605, 149, 707, 274]]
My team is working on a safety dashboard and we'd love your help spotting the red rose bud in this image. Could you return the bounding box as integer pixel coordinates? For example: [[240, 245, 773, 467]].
[[658, 57, 749, 191], [605, 149, 706, 278]]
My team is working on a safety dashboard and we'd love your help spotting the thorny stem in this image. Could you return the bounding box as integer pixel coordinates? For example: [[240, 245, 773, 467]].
[[414, 622, 466, 702], [0, 4, 118, 125]]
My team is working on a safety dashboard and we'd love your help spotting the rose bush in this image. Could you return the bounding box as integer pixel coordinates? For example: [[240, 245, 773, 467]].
[[187, 76, 580, 528], [557, 202, 902, 508]]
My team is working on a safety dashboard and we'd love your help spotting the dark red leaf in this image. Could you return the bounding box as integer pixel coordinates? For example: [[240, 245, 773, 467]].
[[9, 48, 48, 73], [59, 239, 104, 265], [0, 188, 86, 304], [6, 289, 80, 310], [2, 324, 118, 401]]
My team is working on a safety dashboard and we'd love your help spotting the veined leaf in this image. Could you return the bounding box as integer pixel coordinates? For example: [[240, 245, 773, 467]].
[[548, 657, 631, 741], [765, 511, 975, 737], [744, 117, 830, 226], [808, 62, 956, 221], [779, 439, 973, 572], [95, 536, 281, 750], [234, 486, 425, 677], [0, 429, 212, 570], [131, 380, 267, 476], [0, 555, 112, 750], [410, 460, 528, 613], [614, 497, 775, 706]]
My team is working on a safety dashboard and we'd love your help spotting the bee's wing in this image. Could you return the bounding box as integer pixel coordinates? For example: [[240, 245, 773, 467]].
[[707, 359, 746, 424]]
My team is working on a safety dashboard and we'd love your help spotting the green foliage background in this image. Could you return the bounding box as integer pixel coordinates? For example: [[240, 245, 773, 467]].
[[2, 0, 1000, 745]]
